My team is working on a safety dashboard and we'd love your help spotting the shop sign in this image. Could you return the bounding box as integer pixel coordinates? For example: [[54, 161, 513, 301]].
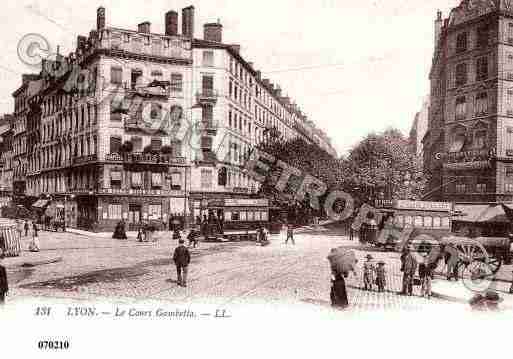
[[395, 200, 452, 212], [224, 199, 269, 207]]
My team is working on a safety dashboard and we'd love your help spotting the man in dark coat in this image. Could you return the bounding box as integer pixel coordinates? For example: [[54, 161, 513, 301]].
[[0, 255, 8, 304], [400, 248, 418, 296], [173, 239, 191, 287]]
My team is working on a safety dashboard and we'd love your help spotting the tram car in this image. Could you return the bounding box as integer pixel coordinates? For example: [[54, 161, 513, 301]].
[[373, 200, 512, 274], [200, 198, 273, 241]]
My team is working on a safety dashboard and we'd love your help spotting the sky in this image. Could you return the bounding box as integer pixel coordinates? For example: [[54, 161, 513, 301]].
[[0, 0, 463, 156]]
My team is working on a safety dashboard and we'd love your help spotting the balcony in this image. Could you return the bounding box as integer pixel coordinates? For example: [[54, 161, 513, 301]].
[[125, 81, 171, 100], [232, 187, 249, 194], [72, 154, 98, 166], [105, 152, 187, 166], [196, 89, 218, 104]]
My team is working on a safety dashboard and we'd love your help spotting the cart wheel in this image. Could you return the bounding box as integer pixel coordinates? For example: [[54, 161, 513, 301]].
[[454, 240, 488, 264], [461, 260, 494, 293]]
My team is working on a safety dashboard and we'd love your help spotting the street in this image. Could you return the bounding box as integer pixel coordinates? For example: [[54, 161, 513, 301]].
[[2, 226, 494, 311]]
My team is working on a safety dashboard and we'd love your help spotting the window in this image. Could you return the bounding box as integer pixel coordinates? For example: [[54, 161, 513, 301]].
[[231, 211, 240, 221], [506, 127, 513, 156], [424, 216, 433, 228], [148, 204, 162, 220], [450, 127, 467, 153], [151, 172, 162, 187], [151, 137, 162, 151], [201, 169, 212, 189], [202, 51, 214, 67], [171, 141, 182, 157], [131, 69, 143, 90], [229, 110, 232, 127], [202, 75, 214, 93], [202, 105, 213, 123], [508, 23, 513, 43], [414, 216, 424, 227], [476, 183, 486, 193], [261, 211, 268, 221], [456, 183, 466, 193], [475, 92, 488, 116], [131, 172, 142, 188], [240, 211, 247, 221], [110, 170, 122, 189], [456, 32, 468, 53], [476, 57, 488, 81], [433, 217, 441, 228], [506, 183, 513, 193], [108, 204, 122, 219], [110, 136, 122, 154], [395, 215, 404, 227], [455, 96, 466, 121], [131, 136, 142, 152], [170, 73, 183, 92], [477, 25, 489, 48], [441, 217, 450, 229], [404, 216, 413, 226], [111, 67, 122, 85], [473, 129, 487, 149], [201, 136, 213, 150], [171, 172, 182, 190], [254, 211, 261, 221], [455, 63, 467, 87]]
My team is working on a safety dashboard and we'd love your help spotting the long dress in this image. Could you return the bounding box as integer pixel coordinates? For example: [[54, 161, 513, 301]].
[[330, 273, 349, 309]]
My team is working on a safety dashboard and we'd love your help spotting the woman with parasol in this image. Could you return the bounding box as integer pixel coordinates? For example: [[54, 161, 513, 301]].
[[327, 248, 357, 309]]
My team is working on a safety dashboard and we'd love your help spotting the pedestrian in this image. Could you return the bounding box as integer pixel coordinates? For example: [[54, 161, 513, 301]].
[[259, 225, 270, 246], [285, 223, 295, 245], [363, 254, 375, 291], [375, 261, 387, 293], [400, 248, 417, 296], [419, 255, 432, 299], [29, 221, 40, 252], [16, 219, 23, 239], [330, 267, 349, 310], [187, 227, 199, 248], [445, 244, 459, 281], [0, 254, 8, 305], [172, 228, 182, 241], [24, 220, 29, 237], [173, 239, 191, 287], [137, 227, 144, 243]]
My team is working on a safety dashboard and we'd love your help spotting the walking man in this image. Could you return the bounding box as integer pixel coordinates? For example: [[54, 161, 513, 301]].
[[24, 220, 29, 237], [401, 248, 417, 296], [0, 254, 8, 304], [285, 223, 295, 245], [173, 239, 191, 287]]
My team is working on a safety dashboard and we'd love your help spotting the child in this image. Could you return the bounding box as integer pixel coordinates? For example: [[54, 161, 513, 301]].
[[363, 254, 375, 291], [375, 261, 386, 292]]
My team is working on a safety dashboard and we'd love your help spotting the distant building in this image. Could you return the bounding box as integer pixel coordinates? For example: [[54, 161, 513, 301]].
[[423, 1, 513, 203], [0, 114, 14, 199], [410, 97, 429, 162]]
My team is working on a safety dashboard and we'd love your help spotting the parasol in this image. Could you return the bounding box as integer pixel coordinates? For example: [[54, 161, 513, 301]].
[[327, 247, 358, 275]]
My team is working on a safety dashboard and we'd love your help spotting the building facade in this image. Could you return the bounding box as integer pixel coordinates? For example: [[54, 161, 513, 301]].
[[0, 114, 14, 205], [423, 0, 513, 203], [11, 6, 336, 231]]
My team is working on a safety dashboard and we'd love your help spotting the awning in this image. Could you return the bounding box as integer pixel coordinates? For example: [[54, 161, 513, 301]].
[[452, 204, 489, 223], [476, 205, 509, 223], [453, 204, 510, 224], [501, 204, 513, 223], [32, 199, 49, 208]]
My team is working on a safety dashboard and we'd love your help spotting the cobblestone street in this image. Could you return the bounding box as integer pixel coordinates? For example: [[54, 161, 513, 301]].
[[3, 227, 495, 311]]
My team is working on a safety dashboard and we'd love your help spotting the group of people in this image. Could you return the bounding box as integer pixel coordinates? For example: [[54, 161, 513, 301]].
[[15, 219, 40, 252], [362, 255, 387, 292], [400, 248, 434, 298]]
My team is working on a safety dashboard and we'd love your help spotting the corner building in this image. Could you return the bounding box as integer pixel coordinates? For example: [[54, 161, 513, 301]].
[[424, 0, 513, 203], [12, 6, 336, 231]]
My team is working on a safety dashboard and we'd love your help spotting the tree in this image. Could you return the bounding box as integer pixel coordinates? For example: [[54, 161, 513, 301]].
[[342, 128, 425, 204]]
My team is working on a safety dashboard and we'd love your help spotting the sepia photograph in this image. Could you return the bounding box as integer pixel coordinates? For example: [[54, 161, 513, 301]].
[[0, 0, 512, 357]]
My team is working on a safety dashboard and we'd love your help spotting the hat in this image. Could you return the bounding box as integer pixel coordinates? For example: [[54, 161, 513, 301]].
[[178, 239, 185, 244], [484, 291, 503, 303], [378, 261, 385, 265], [366, 254, 373, 260]]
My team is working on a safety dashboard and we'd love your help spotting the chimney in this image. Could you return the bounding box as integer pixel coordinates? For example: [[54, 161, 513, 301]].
[[204, 20, 223, 42], [165, 10, 179, 36], [138, 22, 151, 34], [182, 6, 195, 38], [434, 10, 442, 48], [230, 44, 241, 54], [262, 79, 270, 87], [256, 71, 261, 80], [97, 7, 106, 30], [275, 86, 282, 97]]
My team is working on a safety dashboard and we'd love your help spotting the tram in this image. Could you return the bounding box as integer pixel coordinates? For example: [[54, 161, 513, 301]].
[[200, 198, 273, 241]]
